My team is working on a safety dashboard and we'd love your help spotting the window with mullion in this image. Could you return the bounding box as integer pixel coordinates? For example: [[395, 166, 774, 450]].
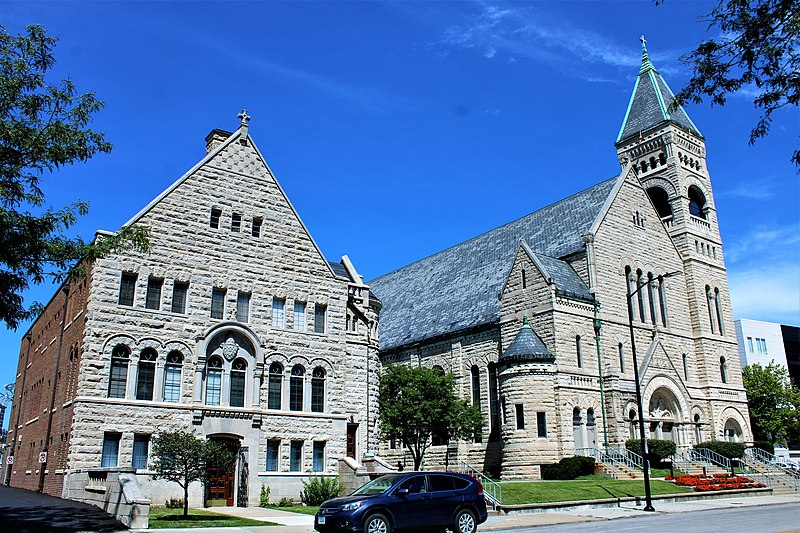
[[290, 441, 302, 472], [230, 359, 246, 408], [266, 440, 280, 471], [272, 298, 285, 328], [312, 441, 325, 472], [108, 346, 130, 398], [164, 363, 181, 403], [136, 361, 156, 400], [132, 434, 150, 470], [118, 273, 137, 306], [314, 305, 326, 333], [211, 288, 226, 319], [268, 363, 282, 409], [145, 277, 163, 310], [171, 282, 188, 314], [101, 433, 121, 467], [236, 291, 251, 323], [311, 367, 325, 413], [290, 366, 304, 411], [205, 359, 222, 406]]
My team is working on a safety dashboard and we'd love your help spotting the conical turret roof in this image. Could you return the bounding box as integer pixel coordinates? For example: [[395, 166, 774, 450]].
[[616, 37, 702, 144], [500, 315, 554, 364]]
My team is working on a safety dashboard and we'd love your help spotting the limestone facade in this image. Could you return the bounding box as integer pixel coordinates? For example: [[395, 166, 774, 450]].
[[7, 123, 381, 504]]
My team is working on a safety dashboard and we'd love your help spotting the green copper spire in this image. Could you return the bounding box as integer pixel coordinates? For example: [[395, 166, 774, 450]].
[[522, 314, 531, 329], [639, 35, 655, 74], [616, 36, 702, 144]]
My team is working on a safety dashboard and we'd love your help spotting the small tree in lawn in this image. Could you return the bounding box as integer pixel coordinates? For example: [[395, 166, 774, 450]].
[[151, 431, 235, 518], [378, 365, 484, 471]]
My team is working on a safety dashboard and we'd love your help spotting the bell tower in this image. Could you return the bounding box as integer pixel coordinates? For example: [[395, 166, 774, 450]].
[[615, 37, 737, 387]]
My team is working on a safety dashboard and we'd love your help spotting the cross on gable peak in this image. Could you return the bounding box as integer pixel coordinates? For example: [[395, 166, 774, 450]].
[[237, 109, 251, 126]]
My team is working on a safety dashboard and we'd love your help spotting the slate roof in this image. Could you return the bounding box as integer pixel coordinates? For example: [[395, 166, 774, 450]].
[[328, 261, 351, 281], [617, 45, 701, 144], [368, 178, 616, 351], [530, 249, 593, 301], [500, 316, 554, 364]]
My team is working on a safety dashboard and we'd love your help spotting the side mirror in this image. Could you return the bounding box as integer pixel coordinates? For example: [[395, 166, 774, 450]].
[[396, 488, 409, 496]]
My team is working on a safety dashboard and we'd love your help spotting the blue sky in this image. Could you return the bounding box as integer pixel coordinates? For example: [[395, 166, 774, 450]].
[[1, 1, 798, 428]]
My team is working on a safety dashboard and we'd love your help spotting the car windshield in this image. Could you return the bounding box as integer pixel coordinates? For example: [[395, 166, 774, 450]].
[[351, 474, 402, 496]]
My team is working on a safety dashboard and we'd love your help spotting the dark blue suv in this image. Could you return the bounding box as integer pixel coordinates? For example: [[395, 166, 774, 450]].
[[314, 472, 488, 533]]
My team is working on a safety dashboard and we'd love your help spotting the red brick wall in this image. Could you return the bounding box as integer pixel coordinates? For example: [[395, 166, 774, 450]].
[[6, 267, 91, 495]]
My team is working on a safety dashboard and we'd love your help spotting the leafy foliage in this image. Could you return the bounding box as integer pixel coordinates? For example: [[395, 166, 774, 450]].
[[151, 431, 236, 517], [300, 476, 344, 505], [753, 440, 775, 455], [378, 365, 484, 470], [626, 438, 677, 463], [0, 24, 150, 329], [742, 362, 800, 445], [259, 484, 270, 507], [541, 456, 596, 480], [663, 0, 799, 167], [694, 440, 746, 459]]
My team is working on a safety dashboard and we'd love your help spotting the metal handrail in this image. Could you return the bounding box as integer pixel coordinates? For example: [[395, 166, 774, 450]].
[[744, 448, 800, 491], [692, 447, 731, 470], [458, 460, 503, 509]]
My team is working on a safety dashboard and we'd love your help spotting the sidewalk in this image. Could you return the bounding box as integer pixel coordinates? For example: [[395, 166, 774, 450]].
[[145, 493, 800, 532]]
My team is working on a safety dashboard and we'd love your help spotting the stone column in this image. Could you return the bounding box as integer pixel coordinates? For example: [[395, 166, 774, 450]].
[[126, 360, 139, 400], [154, 361, 165, 402], [252, 364, 263, 408], [193, 365, 204, 404], [221, 363, 231, 407]]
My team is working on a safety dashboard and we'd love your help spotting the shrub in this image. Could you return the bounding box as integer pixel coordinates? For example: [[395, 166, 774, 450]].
[[300, 476, 344, 506], [165, 498, 184, 509], [626, 439, 676, 463], [753, 441, 775, 456], [541, 456, 595, 480], [694, 441, 746, 460], [259, 484, 270, 508], [278, 496, 294, 507]]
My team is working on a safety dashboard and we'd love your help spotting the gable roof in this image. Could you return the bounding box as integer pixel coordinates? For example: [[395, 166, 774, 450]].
[[368, 178, 617, 351], [115, 123, 336, 278], [616, 44, 701, 144]]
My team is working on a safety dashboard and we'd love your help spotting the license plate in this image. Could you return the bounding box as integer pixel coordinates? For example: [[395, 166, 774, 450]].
[[318, 516, 326, 525]]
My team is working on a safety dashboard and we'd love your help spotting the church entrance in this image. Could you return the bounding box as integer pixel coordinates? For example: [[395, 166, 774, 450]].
[[206, 436, 240, 507]]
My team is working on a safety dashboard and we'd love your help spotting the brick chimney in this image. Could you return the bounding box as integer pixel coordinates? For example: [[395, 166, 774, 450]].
[[205, 129, 233, 154]]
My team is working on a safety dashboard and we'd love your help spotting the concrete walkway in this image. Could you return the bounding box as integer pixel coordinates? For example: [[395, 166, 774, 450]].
[[146, 493, 800, 532]]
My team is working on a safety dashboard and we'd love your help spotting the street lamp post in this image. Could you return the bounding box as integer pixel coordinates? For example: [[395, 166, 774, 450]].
[[626, 271, 681, 513]]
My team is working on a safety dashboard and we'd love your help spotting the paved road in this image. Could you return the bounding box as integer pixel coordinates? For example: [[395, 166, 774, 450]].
[[512, 503, 800, 533], [0, 485, 126, 532]]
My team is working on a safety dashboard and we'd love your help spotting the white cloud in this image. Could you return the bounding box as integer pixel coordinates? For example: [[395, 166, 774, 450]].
[[436, 4, 646, 72], [724, 224, 800, 264], [729, 261, 800, 325], [717, 176, 777, 200]]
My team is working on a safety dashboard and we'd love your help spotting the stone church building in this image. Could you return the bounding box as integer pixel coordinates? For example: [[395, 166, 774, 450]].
[[369, 43, 751, 477], [6, 42, 750, 501]]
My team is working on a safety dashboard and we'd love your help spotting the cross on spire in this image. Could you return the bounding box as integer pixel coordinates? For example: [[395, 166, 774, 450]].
[[237, 109, 251, 126], [640, 35, 647, 49]]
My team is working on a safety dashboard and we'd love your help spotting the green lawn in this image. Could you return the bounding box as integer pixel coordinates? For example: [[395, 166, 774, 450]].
[[272, 505, 320, 515], [149, 507, 277, 529], [499, 478, 692, 505]]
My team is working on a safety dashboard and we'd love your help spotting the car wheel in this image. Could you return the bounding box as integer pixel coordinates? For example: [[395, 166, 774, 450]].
[[363, 512, 391, 533], [454, 508, 477, 533]]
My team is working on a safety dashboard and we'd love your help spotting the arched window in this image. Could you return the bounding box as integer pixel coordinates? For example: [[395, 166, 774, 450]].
[[290, 365, 305, 411], [658, 274, 668, 326], [720, 356, 728, 383], [629, 409, 638, 438], [488, 363, 500, 442], [205, 356, 223, 406], [682, 353, 688, 381], [163, 351, 183, 403], [724, 419, 742, 442], [636, 269, 646, 322], [688, 186, 707, 219], [706, 285, 716, 333], [268, 363, 283, 410], [576, 335, 583, 368], [230, 358, 247, 407], [311, 367, 326, 413], [471, 366, 481, 408], [521, 269, 527, 289], [625, 266, 634, 321], [647, 273, 656, 325], [136, 348, 157, 401], [646, 187, 672, 220], [659, 152, 667, 165], [108, 345, 130, 398], [618, 343, 625, 372], [714, 288, 724, 334]]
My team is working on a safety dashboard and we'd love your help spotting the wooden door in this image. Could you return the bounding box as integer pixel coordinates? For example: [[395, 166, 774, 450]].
[[346, 423, 358, 458], [206, 437, 239, 506]]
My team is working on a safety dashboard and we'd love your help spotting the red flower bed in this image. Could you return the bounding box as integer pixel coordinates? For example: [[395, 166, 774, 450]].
[[665, 473, 765, 492]]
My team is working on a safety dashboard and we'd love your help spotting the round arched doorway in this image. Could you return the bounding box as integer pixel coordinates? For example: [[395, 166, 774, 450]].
[[647, 388, 682, 443]]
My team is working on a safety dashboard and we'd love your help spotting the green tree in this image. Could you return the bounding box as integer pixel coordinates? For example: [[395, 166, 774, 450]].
[[151, 431, 236, 517], [0, 24, 149, 329], [742, 362, 800, 445], [378, 365, 484, 471], [661, 0, 799, 167]]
